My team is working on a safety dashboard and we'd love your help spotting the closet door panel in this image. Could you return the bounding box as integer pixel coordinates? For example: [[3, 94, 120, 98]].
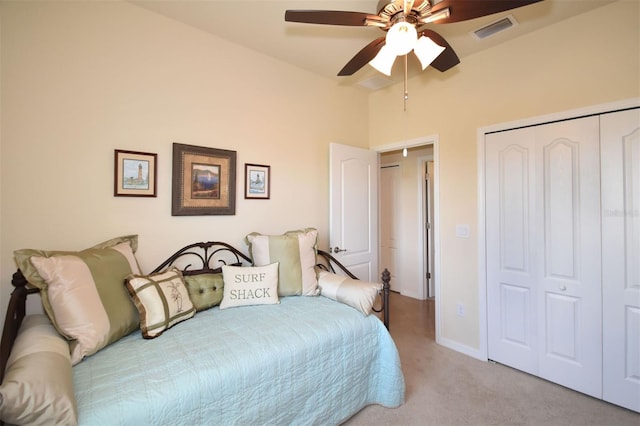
[[601, 108, 640, 412], [535, 117, 602, 398], [486, 128, 537, 374]]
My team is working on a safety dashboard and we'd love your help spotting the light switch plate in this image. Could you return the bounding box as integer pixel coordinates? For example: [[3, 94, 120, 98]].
[[456, 224, 470, 238]]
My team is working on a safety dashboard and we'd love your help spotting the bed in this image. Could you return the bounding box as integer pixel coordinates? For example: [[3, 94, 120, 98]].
[[0, 233, 405, 425]]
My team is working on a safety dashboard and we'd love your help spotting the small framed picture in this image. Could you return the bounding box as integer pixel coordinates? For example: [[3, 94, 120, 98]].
[[244, 163, 270, 199], [114, 149, 157, 197]]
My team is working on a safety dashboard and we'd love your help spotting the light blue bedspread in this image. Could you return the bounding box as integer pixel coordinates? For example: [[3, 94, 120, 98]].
[[73, 296, 405, 425]]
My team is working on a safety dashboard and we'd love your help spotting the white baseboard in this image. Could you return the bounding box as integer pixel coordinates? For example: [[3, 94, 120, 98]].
[[437, 336, 486, 361]]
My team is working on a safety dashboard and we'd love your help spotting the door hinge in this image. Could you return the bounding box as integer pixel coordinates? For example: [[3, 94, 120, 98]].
[[427, 272, 431, 279]]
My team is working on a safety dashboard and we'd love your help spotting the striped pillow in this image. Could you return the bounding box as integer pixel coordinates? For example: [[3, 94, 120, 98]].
[[0, 315, 77, 425], [317, 270, 382, 315], [14, 236, 141, 365], [246, 228, 319, 296]]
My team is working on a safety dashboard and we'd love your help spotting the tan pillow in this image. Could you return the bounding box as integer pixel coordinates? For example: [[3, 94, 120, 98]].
[[14, 237, 141, 365], [125, 267, 196, 338], [0, 315, 77, 426], [246, 228, 319, 296], [220, 263, 279, 309], [317, 270, 382, 315], [184, 273, 224, 311]]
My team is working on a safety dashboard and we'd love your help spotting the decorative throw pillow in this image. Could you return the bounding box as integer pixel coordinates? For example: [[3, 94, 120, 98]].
[[183, 273, 224, 312], [13, 236, 141, 365], [246, 228, 319, 296], [125, 267, 196, 339], [0, 315, 77, 426], [220, 263, 279, 309], [317, 270, 382, 315]]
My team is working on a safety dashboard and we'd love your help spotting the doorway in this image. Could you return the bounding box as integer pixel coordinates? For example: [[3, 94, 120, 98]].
[[377, 138, 440, 341]]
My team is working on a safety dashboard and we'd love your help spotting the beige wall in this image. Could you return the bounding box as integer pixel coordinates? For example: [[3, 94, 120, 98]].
[[0, 1, 368, 319], [370, 0, 640, 352]]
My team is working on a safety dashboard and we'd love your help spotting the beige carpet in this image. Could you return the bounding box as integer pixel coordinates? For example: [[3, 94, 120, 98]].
[[345, 292, 640, 426]]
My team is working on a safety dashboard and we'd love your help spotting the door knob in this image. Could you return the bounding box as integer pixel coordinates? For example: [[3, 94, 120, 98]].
[[332, 246, 347, 253], [559, 285, 567, 291]]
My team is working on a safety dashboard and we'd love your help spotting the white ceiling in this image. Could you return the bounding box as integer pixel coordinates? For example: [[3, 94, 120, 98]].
[[129, 0, 614, 89]]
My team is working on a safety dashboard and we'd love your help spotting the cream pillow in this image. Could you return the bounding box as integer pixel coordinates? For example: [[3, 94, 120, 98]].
[[125, 267, 196, 339], [220, 263, 279, 309], [0, 315, 77, 426], [14, 236, 141, 365], [317, 270, 382, 315], [246, 228, 319, 296]]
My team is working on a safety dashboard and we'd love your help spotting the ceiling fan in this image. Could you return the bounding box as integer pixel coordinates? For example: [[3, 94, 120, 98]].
[[285, 0, 543, 77]]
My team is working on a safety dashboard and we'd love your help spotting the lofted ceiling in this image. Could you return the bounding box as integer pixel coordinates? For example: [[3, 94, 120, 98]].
[[129, 0, 615, 90]]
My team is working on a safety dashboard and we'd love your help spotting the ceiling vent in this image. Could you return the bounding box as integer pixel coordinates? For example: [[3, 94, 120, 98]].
[[472, 15, 518, 40], [357, 75, 395, 91]]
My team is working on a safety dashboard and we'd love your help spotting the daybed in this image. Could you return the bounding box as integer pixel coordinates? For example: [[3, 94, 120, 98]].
[[0, 232, 405, 425]]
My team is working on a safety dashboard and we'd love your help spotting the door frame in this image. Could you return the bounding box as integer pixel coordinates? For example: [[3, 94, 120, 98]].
[[373, 135, 442, 343], [417, 155, 434, 300], [477, 97, 640, 361]]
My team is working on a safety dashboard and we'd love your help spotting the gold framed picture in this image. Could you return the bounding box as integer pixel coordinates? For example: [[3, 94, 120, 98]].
[[172, 143, 236, 215]]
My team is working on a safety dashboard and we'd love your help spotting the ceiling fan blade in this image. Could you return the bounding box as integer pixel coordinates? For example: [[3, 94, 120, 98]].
[[418, 30, 460, 72], [285, 10, 375, 26], [338, 37, 386, 76], [430, 0, 543, 24]]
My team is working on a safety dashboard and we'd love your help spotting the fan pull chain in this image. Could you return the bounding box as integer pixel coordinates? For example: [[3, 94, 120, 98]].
[[403, 54, 409, 112]]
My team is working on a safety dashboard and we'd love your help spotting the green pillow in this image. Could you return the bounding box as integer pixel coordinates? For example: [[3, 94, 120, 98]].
[[184, 273, 224, 311], [13, 235, 141, 364]]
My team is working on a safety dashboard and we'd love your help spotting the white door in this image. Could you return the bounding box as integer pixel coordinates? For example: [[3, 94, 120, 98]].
[[486, 117, 602, 397], [601, 108, 640, 412], [486, 126, 538, 374], [329, 143, 379, 282], [380, 164, 402, 293], [534, 117, 602, 398]]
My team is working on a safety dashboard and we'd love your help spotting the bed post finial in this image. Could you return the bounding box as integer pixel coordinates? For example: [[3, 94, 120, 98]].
[[381, 268, 391, 330]]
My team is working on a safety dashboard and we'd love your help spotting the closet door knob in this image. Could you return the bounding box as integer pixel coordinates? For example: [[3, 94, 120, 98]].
[[559, 285, 567, 291]]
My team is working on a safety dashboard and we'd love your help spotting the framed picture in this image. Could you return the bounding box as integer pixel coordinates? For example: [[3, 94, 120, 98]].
[[244, 163, 271, 199], [172, 143, 236, 215], [114, 149, 157, 197]]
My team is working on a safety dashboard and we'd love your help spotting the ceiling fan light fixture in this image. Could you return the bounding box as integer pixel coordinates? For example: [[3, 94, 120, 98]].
[[385, 21, 417, 56], [369, 44, 396, 76], [414, 36, 446, 70]]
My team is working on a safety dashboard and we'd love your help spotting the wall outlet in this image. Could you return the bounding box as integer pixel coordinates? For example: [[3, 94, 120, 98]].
[[456, 303, 465, 317]]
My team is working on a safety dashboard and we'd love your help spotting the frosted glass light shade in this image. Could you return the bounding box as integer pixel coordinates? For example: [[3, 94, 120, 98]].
[[369, 45, 396, 76], [414, 36, 446, 70], [386, 22, 417, 56]]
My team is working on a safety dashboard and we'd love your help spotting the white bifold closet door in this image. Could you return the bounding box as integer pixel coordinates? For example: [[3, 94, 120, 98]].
[[486, 116, 603, 398], [601, 108, 640, 413]]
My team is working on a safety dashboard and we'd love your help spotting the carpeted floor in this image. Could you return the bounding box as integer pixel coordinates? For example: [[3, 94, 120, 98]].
[[345, 292, 640, 426]]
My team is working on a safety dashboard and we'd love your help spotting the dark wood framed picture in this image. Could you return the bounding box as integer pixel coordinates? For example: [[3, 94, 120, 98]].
[[114, 149, 157, 197], [244, 163, 270, 199], [172, 143, 236, 215]]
